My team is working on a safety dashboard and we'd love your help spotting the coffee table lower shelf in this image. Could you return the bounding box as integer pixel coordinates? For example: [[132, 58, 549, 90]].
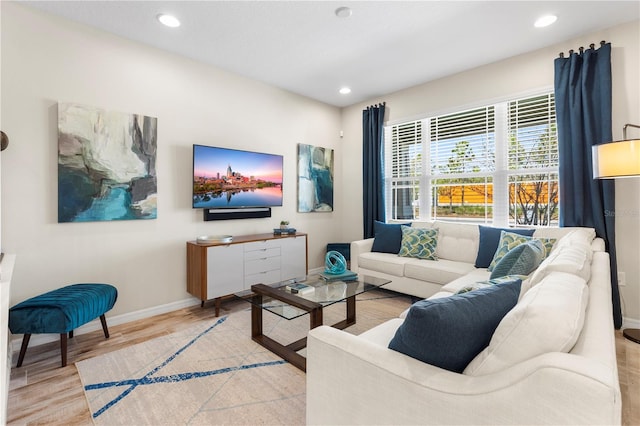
[[249, 283, 356, 372]]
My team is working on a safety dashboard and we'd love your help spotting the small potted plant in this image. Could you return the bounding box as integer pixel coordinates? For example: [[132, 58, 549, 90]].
[[280, 220, 290, 230]]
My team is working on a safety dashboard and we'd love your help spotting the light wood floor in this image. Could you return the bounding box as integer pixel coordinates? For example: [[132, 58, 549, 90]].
[[6, 298, 640, 425]]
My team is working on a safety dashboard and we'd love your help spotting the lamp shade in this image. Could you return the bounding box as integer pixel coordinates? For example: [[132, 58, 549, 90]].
[[592, 139, 640, 179]]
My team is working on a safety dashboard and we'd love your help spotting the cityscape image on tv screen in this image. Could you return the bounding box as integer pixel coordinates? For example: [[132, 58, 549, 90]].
[[192, 144, 283, 209]]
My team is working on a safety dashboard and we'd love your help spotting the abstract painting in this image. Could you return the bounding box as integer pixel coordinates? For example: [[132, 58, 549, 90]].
[[58, 103, 158, 223], [297, 143, 334, 212]]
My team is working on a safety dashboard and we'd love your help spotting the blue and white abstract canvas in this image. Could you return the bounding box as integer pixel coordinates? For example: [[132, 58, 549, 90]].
[[297, 143, 334, 212], [58, 103, 158, 223]]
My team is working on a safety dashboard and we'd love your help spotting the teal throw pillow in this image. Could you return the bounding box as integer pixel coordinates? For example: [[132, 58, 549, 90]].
[[398, 226, 438, 260], [488, 231, 533, 271], [388, 279, 522, 373], [489, 239, 545, 279]]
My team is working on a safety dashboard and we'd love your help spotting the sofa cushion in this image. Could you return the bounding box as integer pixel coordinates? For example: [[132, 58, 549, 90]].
[[359, 318, 404, 345], [358, 252, 414, 277], [475, 226, 535, 268], [398, 226, 438, 260], [554, 229, 597, 251], [398, 290, 456, 318], [456, 274, 528, 294], [371, 221, 407, 254], [527, 241, 593, 289], [489, 239, 545, 279], [432, 221, 479, 264], [404, 258, 476, 285], [388, 279, 521, 373], [440, 269, 492, 294], [464, 272, 588, 376]]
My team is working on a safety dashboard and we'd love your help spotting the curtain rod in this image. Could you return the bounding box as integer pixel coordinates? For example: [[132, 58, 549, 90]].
[[558, 40, 607, 58], [366, 102, 386, 109]]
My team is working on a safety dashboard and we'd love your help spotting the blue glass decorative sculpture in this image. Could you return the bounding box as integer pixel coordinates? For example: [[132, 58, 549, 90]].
[[325, 250, 347, 275]]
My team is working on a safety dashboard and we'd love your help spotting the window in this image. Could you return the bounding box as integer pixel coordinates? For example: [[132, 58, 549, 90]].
[[384, 93, 558, 227]]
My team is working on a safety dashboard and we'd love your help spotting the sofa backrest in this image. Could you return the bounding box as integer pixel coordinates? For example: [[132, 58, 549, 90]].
[[399, 221, 597, 266], [532, 226, 595, 244], [411, 221, 479, 264]]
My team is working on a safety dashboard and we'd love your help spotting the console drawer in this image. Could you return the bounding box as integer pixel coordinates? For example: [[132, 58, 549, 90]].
[[245, 256, 281, 276], [244, 239, 280, 253], [244, 246, 280, 261], [245, 269, 282, 287]]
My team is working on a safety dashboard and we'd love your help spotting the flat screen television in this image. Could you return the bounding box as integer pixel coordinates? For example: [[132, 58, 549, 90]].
[[192, 144, 283, 209]]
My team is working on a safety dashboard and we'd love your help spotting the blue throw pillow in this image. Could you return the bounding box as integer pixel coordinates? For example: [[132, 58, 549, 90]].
[[474, 226, 535, 268], [388, 279, 522, 373], [490, 239, 545, 279], [371, 221, 410, 254]]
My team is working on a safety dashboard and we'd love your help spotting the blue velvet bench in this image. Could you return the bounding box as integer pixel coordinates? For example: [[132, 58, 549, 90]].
[[8, 283, 118, 367]]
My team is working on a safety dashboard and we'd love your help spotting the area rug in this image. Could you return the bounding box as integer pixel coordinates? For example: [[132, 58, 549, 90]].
[[76, 290, 412, 425]]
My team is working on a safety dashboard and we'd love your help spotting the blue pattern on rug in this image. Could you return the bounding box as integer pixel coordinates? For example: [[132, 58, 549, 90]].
[[85, 315, 285, 418]]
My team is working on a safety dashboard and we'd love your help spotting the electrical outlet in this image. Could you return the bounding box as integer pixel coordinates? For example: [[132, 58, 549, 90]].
[[618, 271, 626, 287]]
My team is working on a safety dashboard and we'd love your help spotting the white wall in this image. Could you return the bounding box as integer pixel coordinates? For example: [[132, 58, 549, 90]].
[[0, 3, 343, 316], [341, 20, 640, 325]]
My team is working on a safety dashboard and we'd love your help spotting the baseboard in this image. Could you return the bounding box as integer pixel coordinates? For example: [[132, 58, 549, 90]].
[[309, 267, 324, 274], [623, 317, 640, 329], [10, 297, 201, 352]]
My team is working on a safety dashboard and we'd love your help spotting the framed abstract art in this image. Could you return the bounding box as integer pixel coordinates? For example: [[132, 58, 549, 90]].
[[58, 103, 158, 222], [297, 143, 334, 212]]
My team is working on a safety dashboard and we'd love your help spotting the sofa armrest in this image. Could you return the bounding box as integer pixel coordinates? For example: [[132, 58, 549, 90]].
[[591, 237, 606, 252], [350, 238, 374, 272], [306, 325, 620, 425]]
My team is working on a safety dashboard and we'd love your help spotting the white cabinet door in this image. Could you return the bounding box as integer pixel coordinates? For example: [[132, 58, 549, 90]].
[[280, 235, 307, 281], [206, 244, 244, 298]]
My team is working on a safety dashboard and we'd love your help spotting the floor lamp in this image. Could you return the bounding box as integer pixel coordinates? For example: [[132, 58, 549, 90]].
[[593, 123, 640, 344]]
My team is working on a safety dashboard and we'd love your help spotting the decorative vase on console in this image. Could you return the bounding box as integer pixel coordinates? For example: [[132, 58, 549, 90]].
[[280, 220, 290, 230]]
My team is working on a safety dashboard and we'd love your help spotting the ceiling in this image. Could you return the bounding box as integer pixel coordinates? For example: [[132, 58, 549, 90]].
[[20, 1, 640, 108]]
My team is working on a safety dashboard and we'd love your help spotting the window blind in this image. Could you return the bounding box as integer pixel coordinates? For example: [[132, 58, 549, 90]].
[[384, 91, 558, 226]]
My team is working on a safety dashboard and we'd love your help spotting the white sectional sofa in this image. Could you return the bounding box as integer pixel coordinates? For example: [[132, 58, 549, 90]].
[[306, 221, 621, 425]]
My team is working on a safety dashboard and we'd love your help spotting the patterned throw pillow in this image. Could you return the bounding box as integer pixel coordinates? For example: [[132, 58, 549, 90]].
[[489, 239, 545, 279], [398, 226, 438, 260], [474, 226, 535, 268], [488, 232, 556, 271], [488, 231, 532, 271], [536, 237, 557, 258]]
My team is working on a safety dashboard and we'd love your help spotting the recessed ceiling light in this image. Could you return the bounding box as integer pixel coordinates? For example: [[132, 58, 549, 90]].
[[534, 15, 557, 28], [157, 13, 180, 28], [339, 87, 351, 95], [335, 7, 352, 18]]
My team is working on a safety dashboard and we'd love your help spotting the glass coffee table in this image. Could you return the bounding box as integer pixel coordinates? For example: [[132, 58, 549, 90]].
[[234, 274, 390, 372]]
